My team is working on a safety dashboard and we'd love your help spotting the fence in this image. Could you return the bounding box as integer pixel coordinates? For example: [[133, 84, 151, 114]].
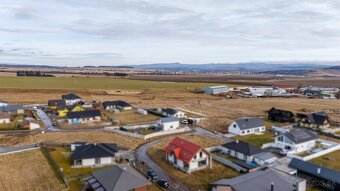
[[40, 146, 69, 188], [287, 144, 340, 161]]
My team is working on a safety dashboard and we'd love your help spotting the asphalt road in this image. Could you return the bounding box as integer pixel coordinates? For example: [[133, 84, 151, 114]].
[[0, 144, 39, 154], [37, 109, 60, 132], [135, 139, 192, 191]]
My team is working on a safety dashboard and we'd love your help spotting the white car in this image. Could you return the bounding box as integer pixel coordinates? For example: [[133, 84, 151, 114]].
[[180, 120, 188, 124]]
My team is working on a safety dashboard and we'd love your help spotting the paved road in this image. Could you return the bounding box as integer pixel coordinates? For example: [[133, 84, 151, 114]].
[[135, 139, 192, 191], [37, 109, 60, 132], [0, 144, 39, 155]]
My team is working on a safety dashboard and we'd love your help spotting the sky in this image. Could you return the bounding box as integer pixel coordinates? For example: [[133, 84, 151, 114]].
[[1, 0, 340, 66]]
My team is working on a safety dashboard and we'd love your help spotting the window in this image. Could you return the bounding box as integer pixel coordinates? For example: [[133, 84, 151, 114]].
[[247, 130, 250, 133], [278, 136, 283, 142], [170, 126, 173, 129], [242, 131, 245, 134], [95, 158, 101, 164], [233, 124, 237, 128], [199, 152, 203, 158]]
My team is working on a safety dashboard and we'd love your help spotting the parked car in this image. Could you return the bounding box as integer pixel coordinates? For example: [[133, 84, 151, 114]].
[[52, 122, 58, 126], [180, 120, 188, 124], [147, 169, 159, 180], [157, 179, 169, 189]]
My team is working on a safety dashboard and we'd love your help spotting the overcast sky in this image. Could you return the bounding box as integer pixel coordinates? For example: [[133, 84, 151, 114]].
[[1, 0, 340, 66]]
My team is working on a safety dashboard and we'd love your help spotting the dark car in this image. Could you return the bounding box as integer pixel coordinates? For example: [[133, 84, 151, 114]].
[[147, 169, 159, 180], [157, 179, 169, 189], [52, 122, 58, 126]]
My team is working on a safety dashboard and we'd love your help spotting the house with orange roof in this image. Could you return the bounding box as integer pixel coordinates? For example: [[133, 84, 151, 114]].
[[165, 137, 212, 174]]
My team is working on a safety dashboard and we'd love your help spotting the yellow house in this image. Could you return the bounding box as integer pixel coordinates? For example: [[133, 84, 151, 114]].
[[57, 105, 85, 117], [57, 107, 69, 117], [68, 105, 85, 112]]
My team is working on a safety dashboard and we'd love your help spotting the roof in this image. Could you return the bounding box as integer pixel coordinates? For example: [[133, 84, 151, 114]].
[[234, 117, 264, 130], [62, 93, 81, 100], [221, 140, 263, 156], [211, 168, 303, 191], [0, 105, 24, 112], [289, 158, 340, 184], [268, 107, 294, 116], [162, 108, 179, 115], [48, 99, 66, 107], [0, 100, 8, 103], [102, 100, 131, 108], [283, 128, 318, 144], [205, 85, 228, 89], [72, 143, 118, 161], [90, 164, 149, 191], [0, 112, 10, 119], [67, 110, 101, 119], [306, 112, 329, 125], [254, 152, 277, 161], [165, 137, 202, 164], [159, 117, 179, 123]]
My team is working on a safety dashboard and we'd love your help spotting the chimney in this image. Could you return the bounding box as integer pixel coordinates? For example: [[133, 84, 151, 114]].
[[271, 182, 275, 191], [317, 168, 321, 174]]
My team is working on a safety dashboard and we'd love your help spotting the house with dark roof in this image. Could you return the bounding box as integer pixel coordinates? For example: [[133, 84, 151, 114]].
[[157, 117, 180, 131], [0, 112, 11, 124], [220, 140, 265, 162], [162, 108, 185, 118], [87, 164, 149, 191], [22, 117, 40, 130], [289, 158, 340, 191], [274, 128, 318, 154], [48, 99, 66, 110], [72, 143, 118, 167], [228, 117, 265, 136], [62, 93, 82, 106], [297, 112, 330, 129], [165, 137, 212, 174], [67, 110, 101, 124], [0, 100, 8, 107], [268, 107, 295, 123], [210, 168, 306, 191], [102, 100, 132, 111], [0, 105, 24, 114]]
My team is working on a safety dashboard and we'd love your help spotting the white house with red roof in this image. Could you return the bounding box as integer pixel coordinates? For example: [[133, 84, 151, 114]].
[[165, 137, 212, 174]]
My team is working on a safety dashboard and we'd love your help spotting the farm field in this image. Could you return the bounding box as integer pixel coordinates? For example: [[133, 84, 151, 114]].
[[147, 133, 239, 190], [0, 150, 66, 191]]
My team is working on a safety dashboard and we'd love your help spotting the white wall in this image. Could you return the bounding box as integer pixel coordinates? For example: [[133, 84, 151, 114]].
[[81, 158, 95, 166], [29, 123, 40, 130], [160, 121, 180, 131], [65, 99, 81, 106], [0, 118, 10, 124], [0, 103, 8, 107], [228, 122, 265, 136], [275, 135, 316, 154]]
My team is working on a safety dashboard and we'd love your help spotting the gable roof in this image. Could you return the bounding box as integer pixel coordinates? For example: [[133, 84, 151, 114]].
[[90, 164, 148, 191], [221, 140, 263, 156], [159, 117, 179, 123], [283, 128, 318, 144], [102, 100, 131, 108], [48, 99, 66, 107], [211, 168, 303, 191], [289, 158, 340, 184], [0, 105, 24, 112], [165, 137, 202, 164], [62, 93, 81, 100], [163, 108, 179, 115], [67, 110, 101, 119], [234, 117, 264, 130], [268, 107, 294, 117], [72, 143, 118, 161], [306, 112, 330, 125]]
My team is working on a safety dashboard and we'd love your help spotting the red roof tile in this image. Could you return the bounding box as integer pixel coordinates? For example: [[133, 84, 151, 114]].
[[164, 137, 202, 164]]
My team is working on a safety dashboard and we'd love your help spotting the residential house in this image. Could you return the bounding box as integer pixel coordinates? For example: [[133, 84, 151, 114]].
[[157, 117, 180, 131], [0, 105, 24, 114], [87, 164, 149, 191], [22, 117, 40, 130], [210, 168, 306, 191], [67, 104, 85, 112], [253, 152, 278, 166], [228, 117, 265, 136], [162, 108, 186, 118], [297, 112, 331, 129], [48, 99, 66, 110], [274, 128, 318, 154], [0, 100, 8, 107], [102, 100, 132, 111], [268, 107, 295, 123], [247, 87, 275, 97], [219, 140, 264, 162], [72, 143, 118, 167], [67, 110, 101, 124], [303, 89, 321, 96], [70, 142, 89, 151], [0, 112, 11, 124], [289, 158, 340, 191], [62, 93, 82, 105], [165, 137, 212, 174], [204, 85, 229, 95]]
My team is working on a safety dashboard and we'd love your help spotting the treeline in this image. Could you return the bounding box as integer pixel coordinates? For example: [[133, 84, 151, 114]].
[[17, 71, 55, 77], [104, 72, 129, 77]]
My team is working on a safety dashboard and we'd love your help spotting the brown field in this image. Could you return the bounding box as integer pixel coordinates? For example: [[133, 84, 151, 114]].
[[310, 150, 340, 171], [0, 150, 66, 191], [147, 133, 239, 190], [0, 131, 145, 149]]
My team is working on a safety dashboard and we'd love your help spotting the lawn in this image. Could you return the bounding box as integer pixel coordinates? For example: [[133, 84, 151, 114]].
[[147, 134, 239, 190], [232, 130, 275, 147], [103, 110, 159, 125], [0, 76, 221, 90], [309, 150, 340, 171], [0, 150, 66, 191]]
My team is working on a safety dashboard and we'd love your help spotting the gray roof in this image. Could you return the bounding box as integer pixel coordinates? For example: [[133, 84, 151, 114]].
[[221, 140, 263, 156], [0, 105, 24, 112], [0, 100, 8, 103], [91, 164, 149, 191], [72, 143, 118, 161], [62, 93, 81, 100], [283, 128, 318, 144], [102, 100, 131, 108], [67, 110, 101, 119], [162, 108, 179, 115], [211, 168, 302, 191], [159, 117, 179, 123], [235, 117, 264, 130], [289, 158, 340, 184], [254, 152, 277, 161]]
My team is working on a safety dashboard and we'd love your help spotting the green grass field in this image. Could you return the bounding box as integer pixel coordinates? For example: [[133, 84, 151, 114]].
[[0, 76, 223, 90]]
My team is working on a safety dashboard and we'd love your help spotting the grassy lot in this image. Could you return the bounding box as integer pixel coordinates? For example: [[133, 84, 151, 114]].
[[0, 76, 221, 90], [147, 134, 239, 190], [0, 150, 66, 191], [309, 150, 340, 171], [232, 130, 275, 147], [103, 110, 159, 125]]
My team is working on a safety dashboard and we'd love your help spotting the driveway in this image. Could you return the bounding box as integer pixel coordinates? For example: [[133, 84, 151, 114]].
[[0, 144, 39, 155], [37, 109, 60, 132]]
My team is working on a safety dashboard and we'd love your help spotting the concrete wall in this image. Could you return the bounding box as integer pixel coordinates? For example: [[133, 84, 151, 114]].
[[288, 144, 340, 161], [0, 118, 10, 124], [228, 122, 265, 136]]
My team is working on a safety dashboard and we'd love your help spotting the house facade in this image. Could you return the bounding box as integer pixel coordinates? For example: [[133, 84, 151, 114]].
[[162, 108, 186, 118], [157, 117, 180, 131], [228, 117, 265, 136], [165, 137, 212, 174], [102, 100, 132, 111], [0, 100, 8, 107], [219, 140, 264, 162], [274, 128, 317, 154], [0, 112, 10, 124], [204, 85, 229, 95], [297, 112, 330, 129], [62, 93, 82, 106], [67, 110, 101, 124], [22, 118, 40, 130], [0, 105, 24, 115]]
